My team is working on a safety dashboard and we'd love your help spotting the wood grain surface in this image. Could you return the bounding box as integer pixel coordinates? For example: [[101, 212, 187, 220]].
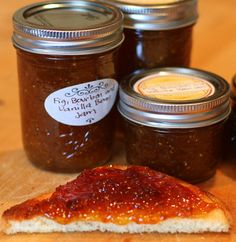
[[0, 0, 236, 241]]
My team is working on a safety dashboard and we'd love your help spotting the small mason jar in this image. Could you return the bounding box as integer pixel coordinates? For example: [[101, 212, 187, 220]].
[[107, 0, 198, 79], [118, 67, 230, 183], [12, 0, 124, 172]]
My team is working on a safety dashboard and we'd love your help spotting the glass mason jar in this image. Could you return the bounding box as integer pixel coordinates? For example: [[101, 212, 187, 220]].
[[107, 0, 198, 79], [118, 67, 230, 183], [12, 0, 124, 172], [225, 74, 236, 160]]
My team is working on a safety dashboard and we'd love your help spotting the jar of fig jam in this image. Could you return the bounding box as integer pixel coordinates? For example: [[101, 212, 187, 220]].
[[12, 0, 124, 172], [107, 0, 198, 79], [118, 67, 230, 183], [225, 74, 236, 160]]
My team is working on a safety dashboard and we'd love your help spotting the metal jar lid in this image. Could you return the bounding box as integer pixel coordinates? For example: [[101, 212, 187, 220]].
[[106, 0, 198, 30], [12, 0, 124, 55], [118, 67, 230, 129]]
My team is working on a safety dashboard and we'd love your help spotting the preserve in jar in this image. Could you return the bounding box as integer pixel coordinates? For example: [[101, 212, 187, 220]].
[[118, 67, 230, 183], [12, 0, 124, 172], [107, 0, 198, 79], [225, 74, 236, 160]]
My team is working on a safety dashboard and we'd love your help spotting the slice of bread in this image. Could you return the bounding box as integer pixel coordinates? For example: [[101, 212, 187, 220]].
[[2, 166, 231, 234]]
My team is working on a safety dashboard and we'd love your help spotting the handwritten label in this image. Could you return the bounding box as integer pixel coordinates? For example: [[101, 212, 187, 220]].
[[134, 74, 215, 101], [44, 79, 118, 126]]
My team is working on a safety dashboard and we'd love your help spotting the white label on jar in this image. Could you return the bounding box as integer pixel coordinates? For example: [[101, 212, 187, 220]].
[[44, 79, 118, 126], [133, 73, 215, 101]]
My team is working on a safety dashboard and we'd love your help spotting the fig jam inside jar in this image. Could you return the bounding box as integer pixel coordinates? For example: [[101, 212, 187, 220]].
[[118, 68, 230, 183], [108, 0, 198, 79], [12, 0, 124, 172], [225, 74, 236, 160]]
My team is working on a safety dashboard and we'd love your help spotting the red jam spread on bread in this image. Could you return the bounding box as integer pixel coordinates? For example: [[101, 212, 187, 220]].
[[3, 166, 219, 224]]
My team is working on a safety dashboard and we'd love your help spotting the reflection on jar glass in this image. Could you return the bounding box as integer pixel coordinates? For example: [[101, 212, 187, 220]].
[[118, 67, 230, 183], [12, 0, 124, 172]]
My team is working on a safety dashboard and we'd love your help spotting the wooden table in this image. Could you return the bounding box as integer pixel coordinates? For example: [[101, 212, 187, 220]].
[[0, 0, 236, 241]]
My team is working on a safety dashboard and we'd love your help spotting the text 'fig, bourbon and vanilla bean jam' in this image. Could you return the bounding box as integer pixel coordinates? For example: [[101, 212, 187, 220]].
[[118, 68, 230, 183], [12, 0, 124, 172], [107, 0, 198, 79]]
